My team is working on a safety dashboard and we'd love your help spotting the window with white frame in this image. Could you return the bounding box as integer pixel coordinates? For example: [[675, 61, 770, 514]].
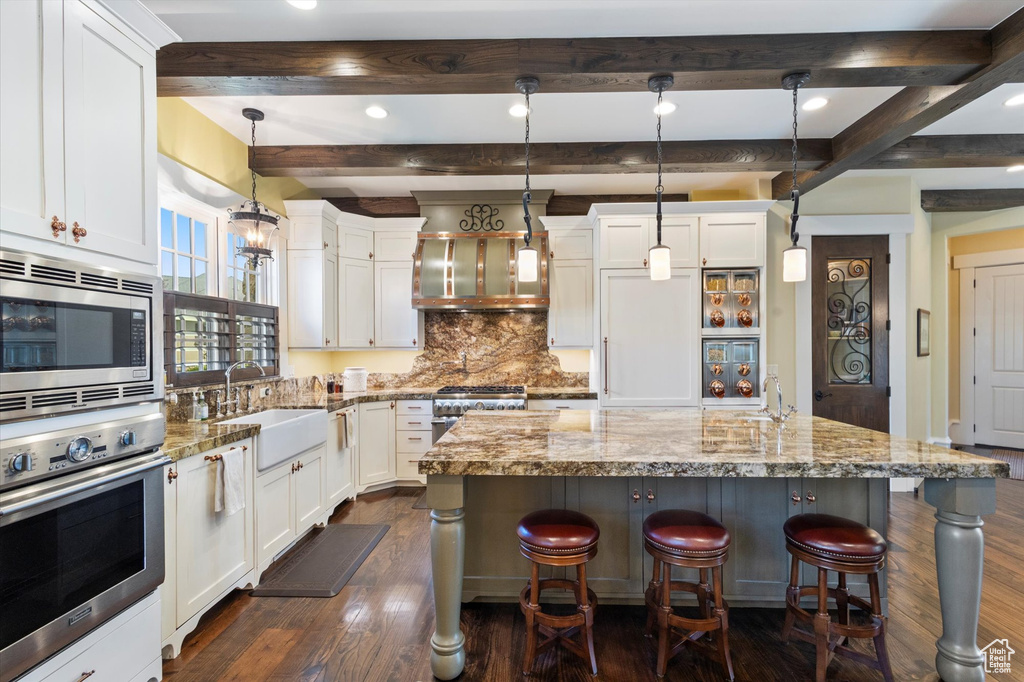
[[159, 201, 215, 296]]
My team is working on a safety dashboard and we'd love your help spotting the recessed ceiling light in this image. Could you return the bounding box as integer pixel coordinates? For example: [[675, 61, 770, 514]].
[[1005, 93, 1024, 107], [365, 105, 389, 119], [508, 103, 530, 117], [286, 0, 317, 9], [802, 97, 829, 111], [1007, 164, 1024, 173], [653, 101, 677, 116]]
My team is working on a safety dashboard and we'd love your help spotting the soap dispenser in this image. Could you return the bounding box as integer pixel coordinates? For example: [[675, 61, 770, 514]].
[[190, 390, 202, 422], [198, 391, 209, 420]]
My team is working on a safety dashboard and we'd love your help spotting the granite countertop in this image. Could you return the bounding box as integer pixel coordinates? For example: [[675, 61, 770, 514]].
[[419, 409, 1010, 479], [164, 421, 262, 462]]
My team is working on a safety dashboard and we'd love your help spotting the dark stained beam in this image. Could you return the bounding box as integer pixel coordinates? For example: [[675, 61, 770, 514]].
[[921, 189, 1024, 212], [863, 134, 1024, 169], [252, 139, 832, 177], [547, 194, 689, 216], [772, 8, 1024, 199], [157, 31, 992, 96], [326, 196, 420, 217]]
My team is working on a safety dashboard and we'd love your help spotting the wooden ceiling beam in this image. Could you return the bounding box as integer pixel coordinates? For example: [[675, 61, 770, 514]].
[[921, 189, 1024, 212], [771, 8, 1024, 199], [251, 139, 832, 177], [156, 30, 992, 96], [326, 193, 692, 218], [862, 134, 1024, 169]]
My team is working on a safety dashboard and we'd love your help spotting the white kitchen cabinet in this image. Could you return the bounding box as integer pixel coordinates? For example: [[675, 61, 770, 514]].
[[699, 213, 765, 267], [528, 399, 599, 410], [287, 247, 339, 349], [395, 399, 431, 481], [548, 230, 593, 261], [600, 269, 700, 407], [286, 200, 339, 251], [338, 223, 373, 260], [598, 216, 698, 270], [358, 400, 396, 488], [1, 0, 163, 267], [374, 261, 422, 348], [373, 230, 419, 261], [548, 259, 594, 348], [174, 441, 254, 628], [338, 256, 374, 349], [326, 407, 357, 511], [254, 444, 328, 575], [160, 462, 177, 642]]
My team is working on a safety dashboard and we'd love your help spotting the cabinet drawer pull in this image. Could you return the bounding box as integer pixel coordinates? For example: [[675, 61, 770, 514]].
[[407, 436, 422, 441], [406, 406, 423, 410], [603, 337, 609, 395], [647, 489, 655, 503], [74, 672, 96, 682], [805, 491, 816, 504], [71, 222, 86, 242], [407, 421, 422, 425], [407, 459, 421, 464], [632, 489, 641, 503], [51, 216, 66, 238], [167, 469, 178, 484], [791, 491, 802, 505]]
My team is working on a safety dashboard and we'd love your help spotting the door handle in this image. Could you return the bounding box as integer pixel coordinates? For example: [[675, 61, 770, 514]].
[[814, 390, 833, 402], [603, 337, 609, 395]]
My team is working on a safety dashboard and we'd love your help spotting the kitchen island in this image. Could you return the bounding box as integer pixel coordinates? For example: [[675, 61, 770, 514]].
[[419, 409, 1008, 681]]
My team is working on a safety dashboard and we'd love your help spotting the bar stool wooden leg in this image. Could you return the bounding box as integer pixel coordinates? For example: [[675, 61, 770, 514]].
[[645, 556, 662, 637], [523, 562, 541, 676], [698, 568, 711, 621], [814, 567, 830, 682], [782, 554, 800, 643], [656, 562, 673, 678], [577, 563, 598, 676], [869, 573, 895, 682], [712, 565, 735, 681], [836, 572, 850, 626]]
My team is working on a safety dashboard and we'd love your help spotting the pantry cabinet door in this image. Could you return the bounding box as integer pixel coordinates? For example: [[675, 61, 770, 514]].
[[287, 249, 327, 349], [600, 269, 700, 407], [255, 463, 295, 569], [293, 446, 326, 533], [175, 443, 254, 626], [63, 0, 157, 265], [658, 215, 700, 268], [548, 259, 594, 348], [326, 409, 356, 510], [0, 0, 65, 245], [599, 218, 649, 269], [374, 261, 420, 348], [324, 251, 339, 348], [339, 257, 374, 348], [699, 214, 765, 268], [358, 401, 396, 486]]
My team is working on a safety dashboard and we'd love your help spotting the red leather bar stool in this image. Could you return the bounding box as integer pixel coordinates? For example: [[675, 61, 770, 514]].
[[517, 509, 600, 676], [781, 513, 894, 682], [643, 510, 734, 680]]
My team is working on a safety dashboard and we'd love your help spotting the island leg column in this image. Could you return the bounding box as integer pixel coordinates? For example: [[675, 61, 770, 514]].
[[923, 477, 997, 682], [427, 475, 467, 680]]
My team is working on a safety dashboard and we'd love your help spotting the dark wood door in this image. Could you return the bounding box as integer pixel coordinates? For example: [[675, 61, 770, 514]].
[[811, 235, 890, 433]]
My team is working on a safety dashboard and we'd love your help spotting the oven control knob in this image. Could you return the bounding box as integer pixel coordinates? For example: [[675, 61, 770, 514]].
[[440, 402, 452, 414], [458, 403, 468, 414], [474, 401, 484, 410], [8, 453, 33, 473], [67, 436, 93, 462], [496, 402, 506, 410], [119, 430, 137, 446]]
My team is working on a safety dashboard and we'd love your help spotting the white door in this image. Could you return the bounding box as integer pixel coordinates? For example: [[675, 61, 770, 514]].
[[0, 0, 65, 245], [657, 216, 700, 268], [375, 261, 419, 348], [975, 264, 1024, 448], [255, 463, 295, 567], [699, 214, 765, 268], [358, 401, 396, 486], [549, 260, 594, 348], [326, 409, 356, 509], [600, 269, 700, 407], [324, 251, 339, 348], [63, 1, 157, 265], [287, 249, 327, 349], [600, 218, 650, 269], [374, 231, 419, 261], [339, 257, 374, 348], [293, 445, 325, 532]]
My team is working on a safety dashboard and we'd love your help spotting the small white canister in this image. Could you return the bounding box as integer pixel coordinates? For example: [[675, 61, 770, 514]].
[[343, 367, 368, 392]]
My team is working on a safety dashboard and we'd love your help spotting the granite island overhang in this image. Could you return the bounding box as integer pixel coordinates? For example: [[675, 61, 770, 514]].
[[418, 409, 1008, 682]]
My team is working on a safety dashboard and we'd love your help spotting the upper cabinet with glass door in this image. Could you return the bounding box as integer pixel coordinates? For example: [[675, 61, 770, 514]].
[[0, 1, 174, 269]]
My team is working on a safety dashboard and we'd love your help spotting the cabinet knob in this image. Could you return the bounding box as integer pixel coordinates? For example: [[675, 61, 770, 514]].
[[551, 337, 555, 345], [791, 491, 802, 505], [632, 489, 641, 503], [412, 338, 417, 345], [643, 258, 648, 267], [647, 489, 655, 503], [369, 338, 374, 346], [167, 469, 178, 484], [71, 222, 86, 243], [805, 491, 816, 504], [323, 241, 328, 249], [291, 463, 296, 474], [369, 252, 374, 259], [390, 402, 395, 409], [50, 216, 66, 238], [703, 257, 707, 266], [550, 251, 555, 258]]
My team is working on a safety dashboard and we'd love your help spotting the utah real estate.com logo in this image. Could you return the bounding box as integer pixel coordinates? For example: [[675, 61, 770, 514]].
[[982, 638, 1015, 675]]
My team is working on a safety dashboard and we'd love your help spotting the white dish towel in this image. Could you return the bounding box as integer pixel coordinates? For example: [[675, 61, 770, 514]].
[[344, 410, 354, 448], [214, 447, 245, 516]]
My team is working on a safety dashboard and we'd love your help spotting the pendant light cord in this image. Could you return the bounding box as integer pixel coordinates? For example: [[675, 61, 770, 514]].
[[656, 88, 664, 245], [250, 117, 259, 208], [789, 82, 801, 247], [522, 89, 533, 247]]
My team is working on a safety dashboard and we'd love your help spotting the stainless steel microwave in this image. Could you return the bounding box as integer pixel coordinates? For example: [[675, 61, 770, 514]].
[[0, 250, 162, 422]]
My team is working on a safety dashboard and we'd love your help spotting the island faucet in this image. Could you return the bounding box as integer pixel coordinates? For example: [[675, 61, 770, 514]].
[[760, 374, 797, 424], [224, 360, 266, 414]]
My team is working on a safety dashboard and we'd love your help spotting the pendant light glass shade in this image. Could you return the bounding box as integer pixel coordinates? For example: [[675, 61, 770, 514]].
[[649, 244, 672, 281], [518, 244, 539, 283], [783, 244, 807, 282]]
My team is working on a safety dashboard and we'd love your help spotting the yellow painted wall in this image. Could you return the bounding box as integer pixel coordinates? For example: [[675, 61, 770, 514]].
[[939, 220, 1024, 426], [157, 98, 317, 216], [906, 186, 932, 442]]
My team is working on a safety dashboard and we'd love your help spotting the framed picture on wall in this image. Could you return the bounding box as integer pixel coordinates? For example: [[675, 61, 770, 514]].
[[917, 309, 931, 357]]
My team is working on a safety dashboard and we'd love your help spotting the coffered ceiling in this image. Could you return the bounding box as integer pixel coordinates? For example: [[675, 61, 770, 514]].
[[144, 0, 1024, 208]]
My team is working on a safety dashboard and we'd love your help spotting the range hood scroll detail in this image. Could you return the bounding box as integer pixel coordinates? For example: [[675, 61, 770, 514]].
[[412, 232, 549, 310]]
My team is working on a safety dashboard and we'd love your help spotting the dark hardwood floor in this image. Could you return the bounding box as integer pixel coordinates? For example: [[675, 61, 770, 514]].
[[163, 480, 1024, 681]]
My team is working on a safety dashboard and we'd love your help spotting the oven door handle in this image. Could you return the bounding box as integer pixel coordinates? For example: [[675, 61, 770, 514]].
[[0, 453, 170, 517]]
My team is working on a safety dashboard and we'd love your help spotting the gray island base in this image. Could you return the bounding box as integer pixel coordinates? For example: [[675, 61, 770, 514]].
[[420, 410, 1008, 681]]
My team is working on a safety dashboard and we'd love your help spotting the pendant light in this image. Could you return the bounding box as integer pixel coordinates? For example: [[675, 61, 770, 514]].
[[515, 76, 540, 283], [781, 73, 810, 283], [648, 75, 674, 281], [229, 108, 280, 269]]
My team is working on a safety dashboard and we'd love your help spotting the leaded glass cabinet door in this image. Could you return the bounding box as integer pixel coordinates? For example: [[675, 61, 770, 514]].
[[811, 235, 890, 433]]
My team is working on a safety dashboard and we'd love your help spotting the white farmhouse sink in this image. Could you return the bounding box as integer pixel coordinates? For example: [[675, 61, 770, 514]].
[[222, 409, 328, 471]]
